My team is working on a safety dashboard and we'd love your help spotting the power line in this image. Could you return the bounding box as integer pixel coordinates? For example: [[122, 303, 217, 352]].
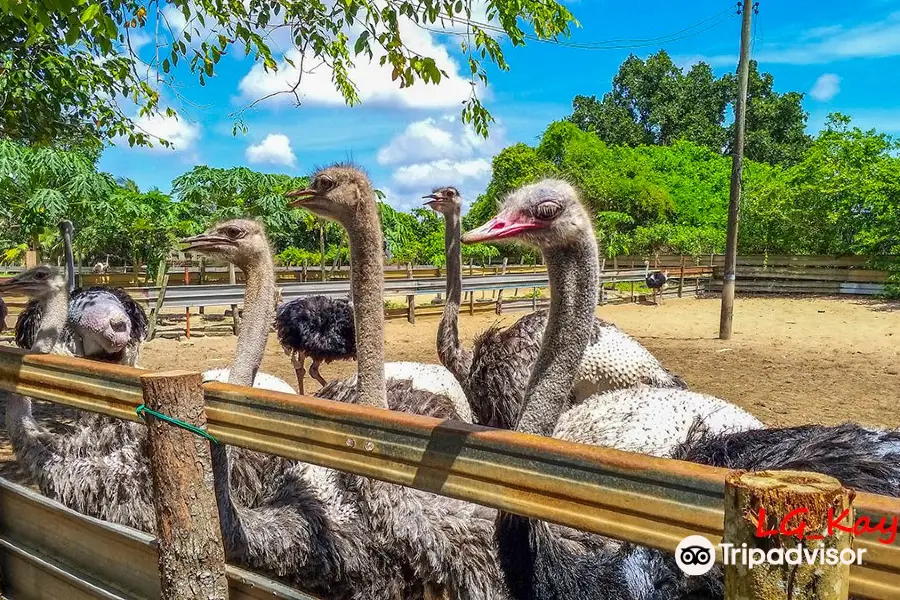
[[418, 5, 736, 52]]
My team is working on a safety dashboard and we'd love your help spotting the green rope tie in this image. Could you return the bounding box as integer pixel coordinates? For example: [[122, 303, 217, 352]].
[[136, 404, 219, 444]]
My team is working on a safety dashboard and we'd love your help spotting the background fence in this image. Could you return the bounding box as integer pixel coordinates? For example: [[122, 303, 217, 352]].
[[1, 348, 899, 598]]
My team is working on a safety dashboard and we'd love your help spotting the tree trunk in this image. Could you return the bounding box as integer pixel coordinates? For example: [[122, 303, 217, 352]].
[[140, 371, 229, 600], [319, 224, 327, 281]]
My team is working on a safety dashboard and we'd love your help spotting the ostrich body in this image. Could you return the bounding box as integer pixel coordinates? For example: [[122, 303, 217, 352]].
[[425, 186, 684, 429], [645, 270, 668, 305], [463, 179, 900, 600], [286, 166, 506, 599], [0, 296, 7, 332], [275, 294, 355, 393]]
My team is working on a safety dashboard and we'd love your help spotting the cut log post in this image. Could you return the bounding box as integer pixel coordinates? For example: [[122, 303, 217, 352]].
[[723, 470, 853, 600], [496, 257, 508, 315], [147, 266, 170, 340], [229, 263, 240, 335], [140, 371, 228, 600], [407, 294, 416, 324]]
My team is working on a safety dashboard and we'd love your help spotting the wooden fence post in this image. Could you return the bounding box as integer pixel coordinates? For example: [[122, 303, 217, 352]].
[[198, 259, 205, 315], [148, 264, 170, 340], [496, 257, 508, 315], [630, 258, 636, 303], [184, 266, 191, 339], [678, 255, 685, 298], [406, 263, 415, 324], [599, 258, 606, 305], [723, 470, 853, 600], [140, 371, 229, 600], [302, 259, 308, 282], [229, 264, 241, 335]]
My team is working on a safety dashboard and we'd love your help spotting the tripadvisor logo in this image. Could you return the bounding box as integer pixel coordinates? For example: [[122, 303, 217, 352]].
[[674, 535, 867, 576]]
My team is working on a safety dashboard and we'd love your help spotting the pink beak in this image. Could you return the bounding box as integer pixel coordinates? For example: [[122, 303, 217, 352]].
[[461, 211, 542, 244]]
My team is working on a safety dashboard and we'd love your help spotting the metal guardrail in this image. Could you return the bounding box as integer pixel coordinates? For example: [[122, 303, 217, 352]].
[[128, 269, 670, 309], [1, 347, 899, 597]]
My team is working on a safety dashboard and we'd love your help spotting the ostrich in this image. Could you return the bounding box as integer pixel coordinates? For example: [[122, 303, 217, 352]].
[[287, 166, 508, 599], [462, 179, 900, 600], [274, 294, 356, 394], [184, 215, 504, 600], [424, 186, 686, 429], [0, 296, 6, 333], [645, 269, 668, 305], [0, 266, 157, 531]]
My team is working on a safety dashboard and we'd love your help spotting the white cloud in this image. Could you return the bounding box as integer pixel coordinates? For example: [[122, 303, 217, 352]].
[[377, 115, 496, 165], [392, 158, 492, 189], [245, 134, 297, 167], [238, 16, 481, 110], [810, 73, 841, 101], [123, 112, 201, 152]]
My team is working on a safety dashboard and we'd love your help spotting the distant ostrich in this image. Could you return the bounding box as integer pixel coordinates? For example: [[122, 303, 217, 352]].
[[465, 179, 900, 600], [287, 166, 507, 599], [0, 297, 7, 333], [91, 254, 110, 274], [645, 269, 668, 305], [275, 295, 356, 394], [424, 186, 685, 429]]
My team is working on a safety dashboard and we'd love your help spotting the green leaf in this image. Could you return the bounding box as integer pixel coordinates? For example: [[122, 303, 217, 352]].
[[79, 4, 99, 23]]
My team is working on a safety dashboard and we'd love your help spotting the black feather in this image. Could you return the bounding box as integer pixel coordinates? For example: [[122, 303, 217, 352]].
[[15, 299, 42, 349], [276, 296, 355, 361], [0, 297, 7, 332], [645, 272, 668, 289]]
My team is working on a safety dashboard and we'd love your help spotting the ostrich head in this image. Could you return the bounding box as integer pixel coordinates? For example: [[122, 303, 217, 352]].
[[423, 186, 462, 216], [284, 164, 374, 225], [461, 179, 591, 250], [181, 219, 271, 271], [68, 289, 141, 354], [0, 266, 67, 300]]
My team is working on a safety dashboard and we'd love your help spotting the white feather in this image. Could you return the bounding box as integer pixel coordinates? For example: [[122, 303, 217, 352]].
[[553, 386, 763, 458], [202, 367, 296, 395]]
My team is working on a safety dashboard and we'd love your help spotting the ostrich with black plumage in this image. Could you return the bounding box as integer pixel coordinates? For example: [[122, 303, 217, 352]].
[[645, 269, 668, 305], [274, 294, 356, 394]]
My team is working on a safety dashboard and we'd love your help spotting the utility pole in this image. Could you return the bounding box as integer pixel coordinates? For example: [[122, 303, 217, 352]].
[[719, 0, 756, 340]]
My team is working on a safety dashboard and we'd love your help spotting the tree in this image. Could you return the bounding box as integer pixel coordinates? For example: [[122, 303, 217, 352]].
[[0, 139, 116, 259], [1, 0, 576, 144], [567, 51, 729, 153], [723, 60, 812, 166]]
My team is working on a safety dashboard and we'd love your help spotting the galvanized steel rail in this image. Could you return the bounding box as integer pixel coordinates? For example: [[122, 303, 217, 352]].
[[1, 347, 899, 597], [127, 270, 662, 309]]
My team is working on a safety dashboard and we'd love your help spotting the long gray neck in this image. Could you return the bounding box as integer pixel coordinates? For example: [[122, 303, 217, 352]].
[[62, 226, 75, 292], [6, 286, 69, 465], [212, 250, 277, 545], [31, 290, 69, 353], [228, 255, 275, 387], [345, 208, 387, 408], [517, 237, 598, 436], [436, 209, 472, 385]]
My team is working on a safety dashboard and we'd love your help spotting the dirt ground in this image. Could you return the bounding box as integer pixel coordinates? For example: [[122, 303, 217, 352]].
[[3, 295, 900, 482]]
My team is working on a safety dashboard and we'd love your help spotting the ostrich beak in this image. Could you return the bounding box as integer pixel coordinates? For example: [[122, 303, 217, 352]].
[[422, 193, 443, 208], [461, 210, 542, 244], [181, 233, 232, 251], [285, 188, 316, 208]]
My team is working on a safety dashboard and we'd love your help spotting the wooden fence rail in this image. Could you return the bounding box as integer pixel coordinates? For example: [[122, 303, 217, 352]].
[[1, 347, 900, 598]]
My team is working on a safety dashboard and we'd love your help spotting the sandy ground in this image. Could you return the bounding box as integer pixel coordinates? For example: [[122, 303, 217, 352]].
[[3, 295, 900, 482]]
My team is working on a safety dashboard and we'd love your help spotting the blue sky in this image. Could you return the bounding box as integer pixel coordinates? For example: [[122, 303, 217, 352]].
[[99, 0, 900, 212]]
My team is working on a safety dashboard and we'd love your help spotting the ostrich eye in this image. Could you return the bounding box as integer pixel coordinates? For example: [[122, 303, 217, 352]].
[[34, 270, 49, 280], [318, 177, 335, 191], [223, 227, 244, 239], [446, 189, 456, 197], [533, 201, 562, 220]]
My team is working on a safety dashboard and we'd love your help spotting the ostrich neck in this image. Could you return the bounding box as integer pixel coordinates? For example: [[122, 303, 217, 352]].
[[212, 250, 276, 545], [517, 236, 598, 437], [63, 230, 75, 292], [345, 208, 387, 408], [31, 290, 69, 354], [437, 209, 472, 384], [228, 255, 275, 387], [6, 287, 69, 470]]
